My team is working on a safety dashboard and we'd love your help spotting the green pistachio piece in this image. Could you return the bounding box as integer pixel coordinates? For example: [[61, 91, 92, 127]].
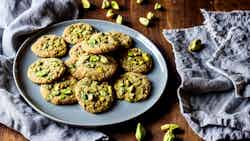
[[163, 131, 175, 141], [102, 0, 110, 9], [136, 0, 144, 4], [135, 123, 146, 141], [60, 88, 72, 95], [154, 2, 162, 10], [60, 95, 66, 100], [139, 17, 149, 27], [142, 53, 150, 61], [111, 1, 120, 10], [147, 12, 155, 20], [188, 39, 203, 52], [88, 39, 97, 47], [81, 94, 88, 100], [96, 66, 103, 73], [89, 55, 100, 62], [35, 70, 49, 77], [51, 91, 60, 96], [100, 90, 107, 96], [128, 51, 134, 57], [106, 9, 115, 18], [161, 123, 179, 132], [81, 0, 91, 9], [116, 15, 123, 24]]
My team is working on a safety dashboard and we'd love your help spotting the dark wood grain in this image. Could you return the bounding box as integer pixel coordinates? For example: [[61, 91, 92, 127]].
[[1, 0, 250, 141]]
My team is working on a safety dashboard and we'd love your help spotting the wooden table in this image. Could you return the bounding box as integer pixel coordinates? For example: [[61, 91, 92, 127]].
[[1, 0, 250, 141]]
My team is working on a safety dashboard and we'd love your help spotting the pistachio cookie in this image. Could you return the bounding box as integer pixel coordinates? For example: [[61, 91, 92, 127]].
[[109, 32, 133, 48], [114, 72, 151, 102], [27, 58, 65, 84], [69, 42, 86, 59], [120, 48, 152, 73], [31, 34, 67, 58], [80, 32, 119, 54], [75, 78, 114, 113], [65, 54, 117, 81], [40, 76, 78, 105], [63, 23, 96, 44]]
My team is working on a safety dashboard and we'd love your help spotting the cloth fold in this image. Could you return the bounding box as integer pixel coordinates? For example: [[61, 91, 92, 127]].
[[163, 25, 250, 141], [202, 9, 250, 98], [0, 0, 109, 140]]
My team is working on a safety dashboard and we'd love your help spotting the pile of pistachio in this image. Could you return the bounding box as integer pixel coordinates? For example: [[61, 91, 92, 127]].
[[135, 123, 180, 141], [81, 0, 163, 26]]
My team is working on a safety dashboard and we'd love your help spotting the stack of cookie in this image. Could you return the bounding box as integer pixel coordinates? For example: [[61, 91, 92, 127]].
[[27, 22, 153, 114]]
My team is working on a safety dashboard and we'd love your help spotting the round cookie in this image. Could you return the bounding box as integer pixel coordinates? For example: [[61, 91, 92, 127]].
[[40, 76, 78, 105], [109, 31, 133, 48], [69, 42, 86, 59], [114, 72, 151, 102], [27, 58, 65, 84], [65, 54, 117, 81], [80, 32, 119, 54], [75, 78, 114, 113], [62, 23, 96, 44], [31, 34, 67, 58], [120, 48, 153, 73]]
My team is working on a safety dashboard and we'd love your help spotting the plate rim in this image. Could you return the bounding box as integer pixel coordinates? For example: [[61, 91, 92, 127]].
[[13, 19, 168, 127]]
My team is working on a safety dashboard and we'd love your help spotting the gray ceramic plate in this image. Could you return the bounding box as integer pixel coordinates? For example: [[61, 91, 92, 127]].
[[13, 19, 168, 127]]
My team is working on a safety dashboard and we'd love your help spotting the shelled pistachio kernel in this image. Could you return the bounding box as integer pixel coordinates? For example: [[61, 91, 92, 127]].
[[154, 2, 162, 10], [111, 0, 120, 10], [163, 131, 175, 141], [161, 123, 179, 132], [102, 0, 110, 9], [116, 15, 123, 24], [188, 39, 203, 52], [81, 0, 91, 9], [106, 9, 115, 18], [147, 12, 155, 20], [136, 0, 144, 4], [135, 123, 146, 141], [139, 17, 150, 27]]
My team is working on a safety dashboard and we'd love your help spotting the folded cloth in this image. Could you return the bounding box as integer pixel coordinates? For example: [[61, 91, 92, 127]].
[[202, 9, 250, 97], [163, 26, 250, 141], [0, 0, 109, 140]]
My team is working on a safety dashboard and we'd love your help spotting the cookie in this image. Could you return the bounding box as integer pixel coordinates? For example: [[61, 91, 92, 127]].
[[27, 58, 65, 84], [80, 32, 119, 54], [75, 78, 114, 113], [109, 32, 133, 48], [40, 76, 78, 105], [65, 54, 117, 81], [114, 72, 151, 102], [69, 42, 86, 59], [31, 34, 67, 58], [62, 23, 96, 44], [120, 48, 153, 73]]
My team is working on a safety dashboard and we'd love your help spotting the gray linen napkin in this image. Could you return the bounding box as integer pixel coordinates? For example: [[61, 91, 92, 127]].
[[202, 10, 250, 98], [163, 26, 250, 141], [0, 0, 109, 140]]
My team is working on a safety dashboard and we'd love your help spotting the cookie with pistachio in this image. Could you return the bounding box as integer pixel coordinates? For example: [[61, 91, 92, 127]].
[[69, 42, 86, 59], [114, 72, 151, 102], [40, 76, 78, 105], [75, 78, 114, 113], [65, 54, 117, 81], [120, 48, 153, 73], [63, 23, 96, 44], [27, 58, 65, 84], [31, 34, 67, 58], [80, 32, 119, 54], [108, 31, 133, 48]]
